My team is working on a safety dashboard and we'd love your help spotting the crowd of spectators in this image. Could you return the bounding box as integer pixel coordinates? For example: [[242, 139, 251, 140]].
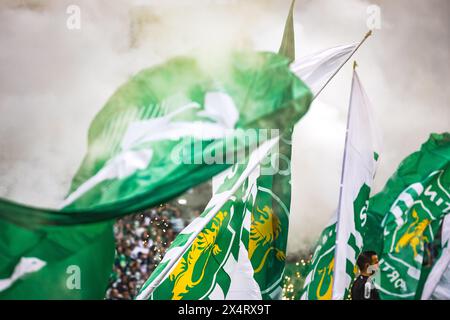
[[105, 204, 187, 300]]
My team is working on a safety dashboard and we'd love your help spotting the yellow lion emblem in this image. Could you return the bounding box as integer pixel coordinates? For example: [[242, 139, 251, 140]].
[[395, 209, 430, 257], [169, 211, 227, 300], [249, 206, 285, 273]]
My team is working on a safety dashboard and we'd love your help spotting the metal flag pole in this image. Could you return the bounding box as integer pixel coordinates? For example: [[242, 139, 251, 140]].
[[330, 61, 358, 300], [313, 30, 372, 100]]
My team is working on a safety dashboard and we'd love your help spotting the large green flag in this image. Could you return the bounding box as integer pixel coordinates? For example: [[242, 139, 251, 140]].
[[0, 220, 114, 299], [61, 52, 310, 211], [0, 51, 312, 299], [135, 1, 336, 299], [364, 133, 450, 299], [135, 138, 275, 299], [279, 0, 296, 63]]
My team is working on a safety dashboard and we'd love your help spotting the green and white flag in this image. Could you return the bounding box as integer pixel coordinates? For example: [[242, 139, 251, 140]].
[[0, 50, 313, 299], [301, 69, 380, 300], [62, 51, 311, 211], [0, 219, 115, 299], [136, 3, 368, 299], [136, 5, 296, 300], [365, 133, 450, 299], [0, 0, 363, 298]]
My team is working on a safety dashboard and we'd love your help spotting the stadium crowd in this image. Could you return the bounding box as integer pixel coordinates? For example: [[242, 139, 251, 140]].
[[105, 204, 188, 300]]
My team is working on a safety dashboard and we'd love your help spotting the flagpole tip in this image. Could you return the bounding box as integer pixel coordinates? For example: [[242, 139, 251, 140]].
[[353, 61, 358, 70], [364, 30, 373, 39]]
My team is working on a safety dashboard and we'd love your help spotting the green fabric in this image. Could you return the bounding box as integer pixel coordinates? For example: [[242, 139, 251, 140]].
[[0, 50, 312, 299], [364, 132, 450, 299], [142, 160, 253, 300], [253, 134, 293, 299], [301, 222, 336, 300], [0, 51, 311, 228], [0, 219, 114, 299], [138, 136, 295, 300], [301, 183, 372, 300]]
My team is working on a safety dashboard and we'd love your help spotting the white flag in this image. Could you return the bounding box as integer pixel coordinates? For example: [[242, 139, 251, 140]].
[[332, 69, 381, 299]]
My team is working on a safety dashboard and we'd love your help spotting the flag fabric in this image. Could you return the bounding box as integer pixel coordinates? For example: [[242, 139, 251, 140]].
[[245, 137, 293, 300], [62, 51, 311, 211], [137, 131, 295, 300], [279, 0, 296, 63], [301, 69, 380, 300], [0, 51, 312, 299], [136, 7, 366, 299], [0, 0, 363, 298], [0, 219, 115, 299], [136, 137, 286, 300], [421, 214, 450, 299], [290, 43, 358, 96], [364, 133, 450, 300], [0, 36, 368, 299], [0, 0, 362, 299]]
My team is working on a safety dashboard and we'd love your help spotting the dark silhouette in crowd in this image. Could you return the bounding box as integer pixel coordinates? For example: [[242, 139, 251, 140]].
[[351, 251, 380, 300]]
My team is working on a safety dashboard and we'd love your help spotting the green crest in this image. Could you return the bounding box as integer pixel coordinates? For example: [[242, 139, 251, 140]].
[[378, 167, 449, 299]]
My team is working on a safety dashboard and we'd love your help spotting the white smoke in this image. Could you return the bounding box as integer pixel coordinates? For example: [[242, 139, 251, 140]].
[[289, 0, 450, 254], [0, 0, 448, 255]]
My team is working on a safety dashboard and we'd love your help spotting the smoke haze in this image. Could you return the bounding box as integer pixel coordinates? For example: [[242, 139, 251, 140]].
[[0, 0, 448, 255]]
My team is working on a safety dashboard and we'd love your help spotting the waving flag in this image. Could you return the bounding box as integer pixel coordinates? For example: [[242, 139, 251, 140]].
[[137, 1, 299, 300], [136, 138, 281, 300], [364, 133, 450, 299], [301, 67, 380, 300], [62, 51, 312, 211], [136, 1, 372, 300], [0, 0, 370, 299], [0, 48, 312, 299]]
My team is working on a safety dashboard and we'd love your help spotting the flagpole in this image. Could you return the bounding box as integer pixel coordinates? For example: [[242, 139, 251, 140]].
[[330, 61, 358, 300], [313, 30, 372, 100]]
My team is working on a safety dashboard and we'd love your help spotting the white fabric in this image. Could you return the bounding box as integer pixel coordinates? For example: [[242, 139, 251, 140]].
[[332, 71, 380, 299], [60, 148, 153, 208], [224, 206, 262, 300], [61, 91, 239, 208], [290, 44, 358, 96]]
